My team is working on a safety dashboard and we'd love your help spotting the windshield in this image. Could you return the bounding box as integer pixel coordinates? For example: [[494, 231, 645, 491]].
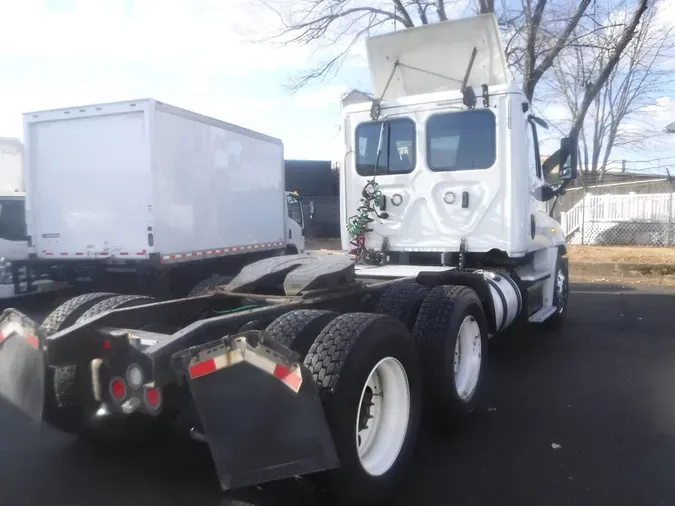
[[426, 109, 496, 171], [0, 198, 26, 242]]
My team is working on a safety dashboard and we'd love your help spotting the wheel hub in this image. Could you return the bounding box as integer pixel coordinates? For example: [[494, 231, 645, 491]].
[[453, 315, 482, 401], [355, 357, 411, 477]]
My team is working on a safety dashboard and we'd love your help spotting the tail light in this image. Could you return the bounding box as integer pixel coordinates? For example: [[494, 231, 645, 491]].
[[144, 387, 162, 412], [109, 377, 127, 402]]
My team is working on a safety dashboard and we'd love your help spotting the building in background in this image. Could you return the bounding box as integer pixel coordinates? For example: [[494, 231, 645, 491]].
[[284, 159, 340, 239]]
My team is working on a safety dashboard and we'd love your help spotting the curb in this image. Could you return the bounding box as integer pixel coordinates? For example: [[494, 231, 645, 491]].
[[571, 261, 675, 279]]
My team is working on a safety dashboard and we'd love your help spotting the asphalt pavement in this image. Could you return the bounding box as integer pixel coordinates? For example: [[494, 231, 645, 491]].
[[1, 282, 675, 506]]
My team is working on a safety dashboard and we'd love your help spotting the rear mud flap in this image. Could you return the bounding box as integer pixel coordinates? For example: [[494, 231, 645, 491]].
[[0, 310, 46, 423], [176, 332, 340, 491]]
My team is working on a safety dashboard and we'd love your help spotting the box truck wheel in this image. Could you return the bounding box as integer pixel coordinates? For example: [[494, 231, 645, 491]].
[[265, 309, 339, 358], [373, 283, 430, 332], [412, 285, 488, 423], [188, 275, 233, 297], [542, 252, 569, 331], [304, 313, 422, 505]]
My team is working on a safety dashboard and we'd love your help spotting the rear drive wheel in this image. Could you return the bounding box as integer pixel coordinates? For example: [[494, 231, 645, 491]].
[[41, 292, 117, 335], [264, 309, 338, 358], [304, 313, 422, 505], [54, 295, 157, 408], [412, 285, 488, 424], [41, 292, 119, 433], [373, 282, 430, 331], [50, 295, 158, 442]]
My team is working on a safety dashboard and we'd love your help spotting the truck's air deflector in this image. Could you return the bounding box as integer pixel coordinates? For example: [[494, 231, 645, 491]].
[[366, 13, 508, 100]]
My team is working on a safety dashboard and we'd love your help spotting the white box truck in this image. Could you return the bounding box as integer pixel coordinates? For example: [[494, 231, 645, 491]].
[[15, 99, 305, 297]]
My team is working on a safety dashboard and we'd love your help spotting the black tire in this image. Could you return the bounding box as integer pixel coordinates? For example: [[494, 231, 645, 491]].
[[41, 292, 118, 433], [40, 292, 117, 335], [188, 275, 232, 297], [264, 309, 338, 358], [542, 252, 569, 331], [53, 295, 158, 408], [58, 293, 165, 446], [412, 285, 488, 423], [373, 282, 430, 331], [76, 294, 157, 324], [304, 313, 422, 506]]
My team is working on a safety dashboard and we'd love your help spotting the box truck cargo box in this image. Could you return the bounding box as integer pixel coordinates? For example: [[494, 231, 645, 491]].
[[24, 99, 287, 262]]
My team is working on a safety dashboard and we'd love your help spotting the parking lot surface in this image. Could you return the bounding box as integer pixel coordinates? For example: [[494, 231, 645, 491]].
[[1, 282, 674, 506]]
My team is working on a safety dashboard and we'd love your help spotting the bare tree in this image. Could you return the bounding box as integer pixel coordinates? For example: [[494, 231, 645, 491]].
[[263, 0, 650, 176], [549, 0, 673, 180]]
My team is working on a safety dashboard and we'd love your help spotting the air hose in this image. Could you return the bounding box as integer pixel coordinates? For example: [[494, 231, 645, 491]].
[[346, 180, 386, 263], [346, 121, 390, 265]]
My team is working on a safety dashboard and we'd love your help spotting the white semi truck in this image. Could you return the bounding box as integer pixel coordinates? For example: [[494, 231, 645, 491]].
[[0, 14, 575, 506], [12, 99, 305, 298]]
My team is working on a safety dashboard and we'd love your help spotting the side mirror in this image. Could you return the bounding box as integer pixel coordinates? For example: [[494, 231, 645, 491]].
[[534, 184, 556, 202], [558, 137, 578, 181]]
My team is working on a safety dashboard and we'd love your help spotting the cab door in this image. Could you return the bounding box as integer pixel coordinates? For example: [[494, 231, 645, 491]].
[[286, 192, 305, 253]]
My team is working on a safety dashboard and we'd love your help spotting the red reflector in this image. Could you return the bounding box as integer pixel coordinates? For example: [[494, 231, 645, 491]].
[[189, 358, 217, 379], [274, 364, 302, 392], [145, 388, 160, 407], [110, 378, 126, 400], [26, 335, 39, 349], [102, 339, 111, 350]]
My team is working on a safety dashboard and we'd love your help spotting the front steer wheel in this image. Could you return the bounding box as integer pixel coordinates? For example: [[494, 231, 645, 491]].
[[303, 313, 422, 506]]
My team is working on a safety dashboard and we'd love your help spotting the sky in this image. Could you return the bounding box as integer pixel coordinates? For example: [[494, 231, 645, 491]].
[[1, 0, 675, 171], [0, 0, 372, 160]]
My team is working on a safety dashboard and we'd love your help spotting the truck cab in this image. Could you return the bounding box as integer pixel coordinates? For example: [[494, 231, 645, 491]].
[[341, 15, 575, 262], [340, 13, 577, 323]]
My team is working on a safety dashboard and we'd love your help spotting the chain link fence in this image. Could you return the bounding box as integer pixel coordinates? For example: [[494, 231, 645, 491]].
[[556, 176, 675, 246]]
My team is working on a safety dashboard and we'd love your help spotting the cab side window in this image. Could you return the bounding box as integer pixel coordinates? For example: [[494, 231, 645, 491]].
[[287, 194, 303, 227], [526, 119, 542, 182], [0, 198, 26, 241]]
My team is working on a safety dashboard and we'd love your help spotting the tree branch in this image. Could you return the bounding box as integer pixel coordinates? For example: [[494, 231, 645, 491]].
[[436, 0, 448, 20], [570, 0, 649, 139], [393, 0, 415, 27], [523, 0, 592, 102]]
